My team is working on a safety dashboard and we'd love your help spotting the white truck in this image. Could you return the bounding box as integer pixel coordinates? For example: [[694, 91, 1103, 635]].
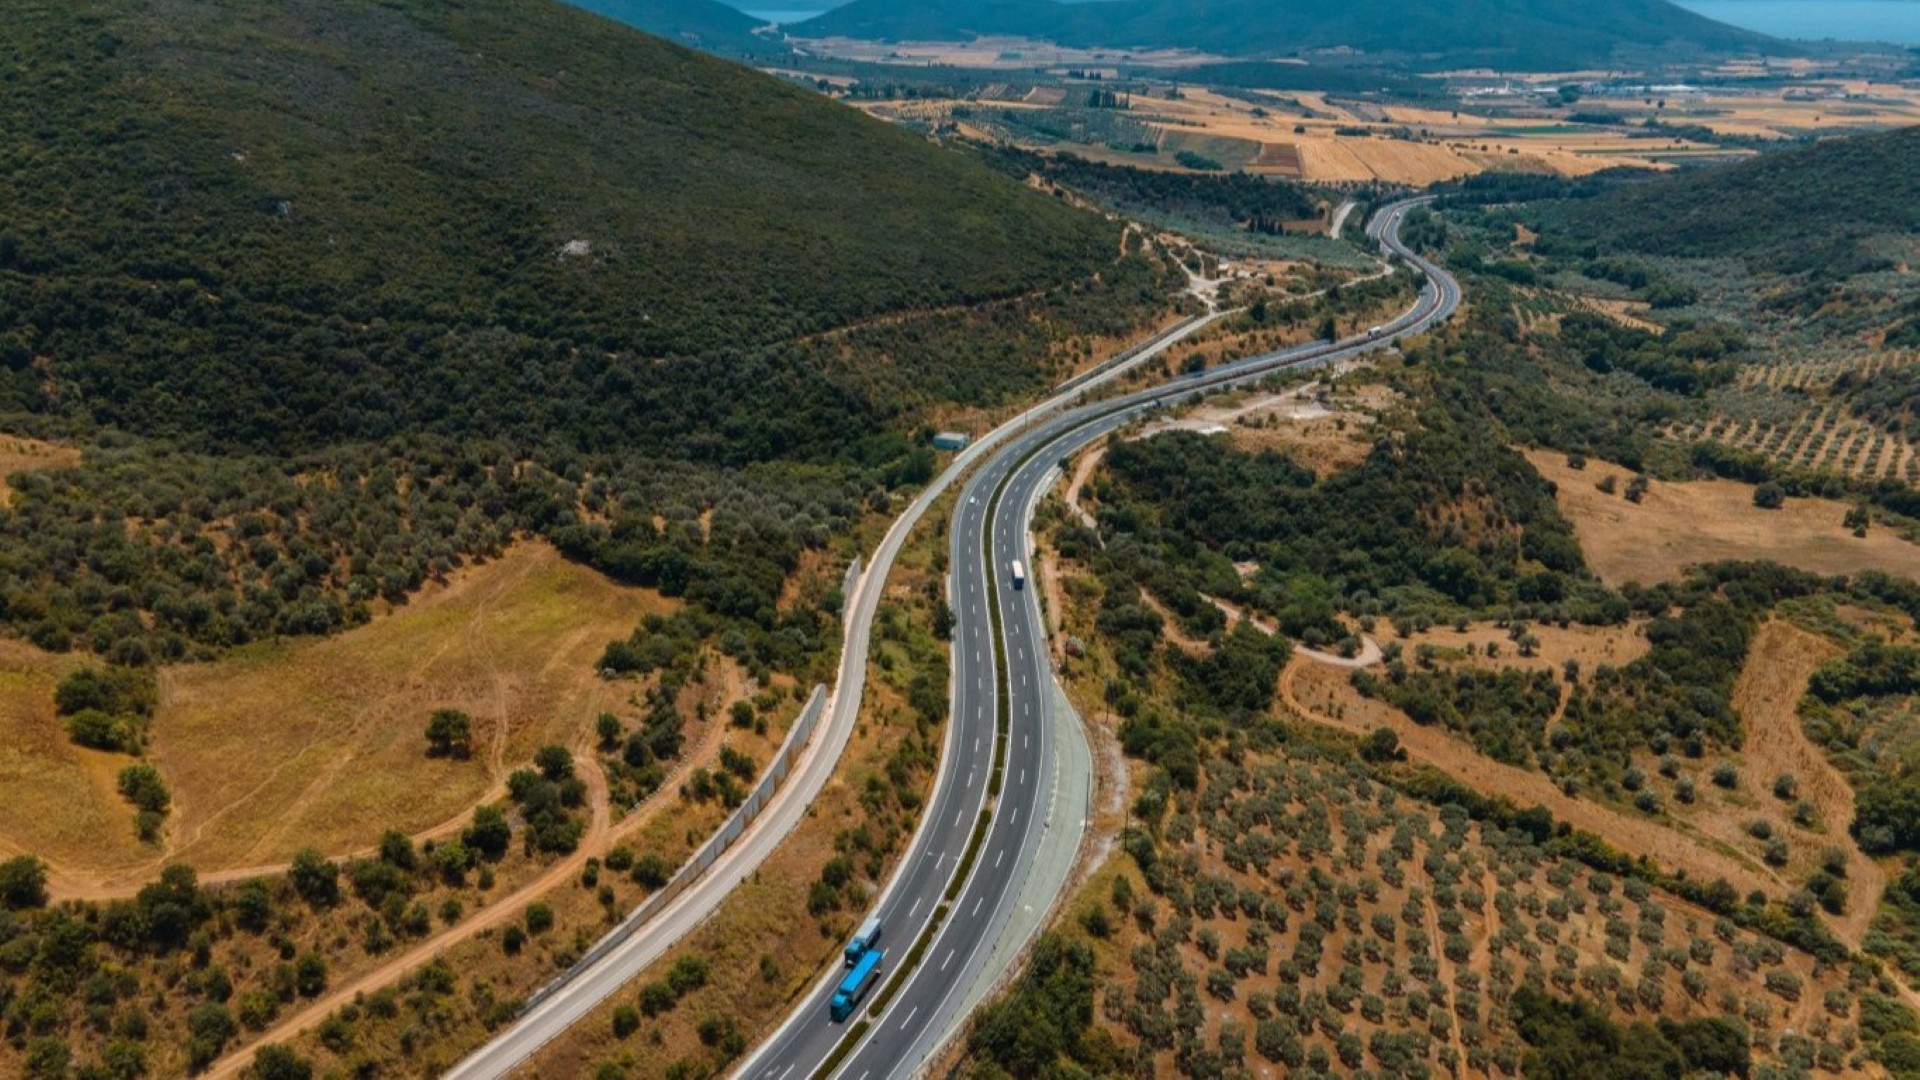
[[1010, 560, 1026, 591]]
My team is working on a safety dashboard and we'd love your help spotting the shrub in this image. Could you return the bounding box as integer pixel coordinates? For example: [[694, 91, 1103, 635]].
[[526, 903, 555, 935], [0, 856, 49, 909], [426, 709, 474, 758], [288, 850, 340, 908], [612, 1004, 640, 1039]]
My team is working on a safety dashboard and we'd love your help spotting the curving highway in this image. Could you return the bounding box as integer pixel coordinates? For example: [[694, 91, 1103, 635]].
[[444, 306, 1223, 1080], [737, 198, 1459, 1080]]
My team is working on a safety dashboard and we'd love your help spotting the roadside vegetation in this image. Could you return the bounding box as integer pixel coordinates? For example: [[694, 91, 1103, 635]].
[[378, 492, 958, 1079], [958, 140, 1920, 1079]]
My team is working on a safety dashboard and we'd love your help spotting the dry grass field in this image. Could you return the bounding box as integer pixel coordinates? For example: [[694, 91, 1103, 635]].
[[1524, 449, 1920, 587], [0, 639, 146, 876], [0, 541, 673, 887], [0, 433, 81, 504], [153, 541, 669, 873], [1722, 621, 1883, 944]]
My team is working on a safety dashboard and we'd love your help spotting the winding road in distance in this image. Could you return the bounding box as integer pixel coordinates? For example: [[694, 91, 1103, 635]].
[[737, 198, 1460, 1080]]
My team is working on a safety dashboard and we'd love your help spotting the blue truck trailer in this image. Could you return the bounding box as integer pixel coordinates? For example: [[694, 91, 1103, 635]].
[[831, 949, 883, 1022]]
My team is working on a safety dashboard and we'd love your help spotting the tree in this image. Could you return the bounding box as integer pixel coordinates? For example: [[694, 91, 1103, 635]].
[[534, 744, 575, 782], [248, 1045, 314, 1080], [1360, 728, 1403, 763], [295, 953, 329, 997], [595, 711, 625, 745], [426, 708, 473, 758], [1855, 774, 1920, 853], [187, 1002, 238, 1070], [466, 804, 513, 859], [1753, 482, 1785, 510], [1845, 503, 1871, 536], [288, 849, 340, 908], [0, 855, 49, 909], [117, 763, 171, 813]]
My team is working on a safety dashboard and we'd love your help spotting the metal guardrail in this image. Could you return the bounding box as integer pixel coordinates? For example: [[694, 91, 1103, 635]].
[[521, 684, 828, 1013], [1050, 313, 1209, 395], [841, 555, 863, 628]]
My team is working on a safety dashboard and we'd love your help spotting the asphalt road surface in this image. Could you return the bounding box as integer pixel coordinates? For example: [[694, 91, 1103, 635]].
[[443, 310, 1222, 1080], [736, 199, 1459, 1080]]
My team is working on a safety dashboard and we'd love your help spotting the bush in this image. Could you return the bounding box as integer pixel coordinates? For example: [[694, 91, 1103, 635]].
[[294, 953, 328, 997], [65, 708, 142, 754], [117, 763, 171, 814], [426, 709, 474, 758], [526, 903, 555, 935], [288, 850, 340, 908], [1855, 774, 1920, 853], [632, 854, 672, 890], [612, 1004, 640, 1039], [248, 1046, 314, 1080], [0, 856, 49, 909]]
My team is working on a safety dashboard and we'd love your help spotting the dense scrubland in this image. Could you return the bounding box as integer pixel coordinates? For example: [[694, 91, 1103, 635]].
[[0, 0, 1163, 667], [962, 129, 1920, 1080]]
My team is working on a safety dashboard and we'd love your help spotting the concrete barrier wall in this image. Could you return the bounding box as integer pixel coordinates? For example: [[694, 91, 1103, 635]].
[[524, 684, 827, 1011]]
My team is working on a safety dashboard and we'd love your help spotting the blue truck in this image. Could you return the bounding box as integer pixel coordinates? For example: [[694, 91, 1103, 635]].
[[844, 915, 883, 967], [831, 949, 884, 1022]]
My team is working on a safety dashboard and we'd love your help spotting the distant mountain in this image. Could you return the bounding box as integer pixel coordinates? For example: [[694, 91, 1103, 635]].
[[566, 0, 784, 57], [1531, 125, 1920, 273], [797, 0, 1780, 71]]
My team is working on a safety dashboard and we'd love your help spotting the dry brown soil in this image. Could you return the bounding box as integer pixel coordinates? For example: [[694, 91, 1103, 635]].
[[1526, 449, 1920, 586]]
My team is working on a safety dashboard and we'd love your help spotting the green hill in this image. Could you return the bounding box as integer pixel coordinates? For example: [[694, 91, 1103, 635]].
[[0, 0, 1120, 456], [1529, 125, 1920, 274], [565, 0, 783, 57], [0, 0, 1157, 667], [798, 0, 1779, 71]]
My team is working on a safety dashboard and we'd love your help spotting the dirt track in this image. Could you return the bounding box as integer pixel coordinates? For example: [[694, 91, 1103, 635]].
[[1732, 621, 1885, 947], [201, 700, 751, 1077]]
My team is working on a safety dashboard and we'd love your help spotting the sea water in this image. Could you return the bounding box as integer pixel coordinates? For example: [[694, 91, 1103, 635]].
[[1674, 0, 1920, 45]]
